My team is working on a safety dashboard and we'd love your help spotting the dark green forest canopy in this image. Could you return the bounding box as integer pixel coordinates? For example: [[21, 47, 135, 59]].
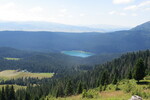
[[0, 47, 120, 73], [0, 49, 149, 100]]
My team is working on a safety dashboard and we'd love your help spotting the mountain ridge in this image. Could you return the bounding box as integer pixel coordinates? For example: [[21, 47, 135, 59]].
[[0, 21, 149, 54], [131, 21, 150, 32], [0, 21, 130, 32]]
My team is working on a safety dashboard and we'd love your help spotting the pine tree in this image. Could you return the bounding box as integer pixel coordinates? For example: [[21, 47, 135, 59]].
[[100, 70, 109, 86], [127, 71, 132, 79], [133, 58, 145, 82], [9, 85, 15, 100], [99, 85, 103, 92], [5, 85, 9, 100], [76, 82, 83, 94], [25, 92, 30, 100], [1, 87, 5, 100], [65, 80, 73, 96], [112, 75, 117, 84]]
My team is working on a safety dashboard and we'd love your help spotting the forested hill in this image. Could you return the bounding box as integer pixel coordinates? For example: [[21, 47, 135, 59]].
[[0, 47, 119, 73], [0, 21, 149, 54], [49, 49, 150, 97], [7, 49, 149, 100], [54, 49, 150, 90]]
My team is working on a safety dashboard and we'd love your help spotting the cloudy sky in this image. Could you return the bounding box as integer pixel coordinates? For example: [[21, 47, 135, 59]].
[[0, 0, 149, 26]]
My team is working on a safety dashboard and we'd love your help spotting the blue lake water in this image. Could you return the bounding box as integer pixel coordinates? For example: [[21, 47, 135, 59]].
[[61, 50, 94, 58]]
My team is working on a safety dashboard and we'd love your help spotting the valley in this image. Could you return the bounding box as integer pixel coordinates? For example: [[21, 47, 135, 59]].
[[0, 21, 149, 100], [0, 0, 150, 99]]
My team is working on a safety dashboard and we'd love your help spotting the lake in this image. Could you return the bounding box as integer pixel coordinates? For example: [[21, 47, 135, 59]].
[[61, 50, 94, 58]]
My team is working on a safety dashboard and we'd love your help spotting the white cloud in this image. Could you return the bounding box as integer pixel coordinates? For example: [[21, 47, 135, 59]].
[[0, 2, 50, 22], [113, 0, 134, 4], [60, 9, 67, 13], [109, 11, 127, 16], [145, 8, 150, 11], [124, 5, 137, 10], [108, 11, 117, 15], [58, 14, 65, 17], [124, 1, 150, 11], [30, 7, 43, 13], [131, 13, 137, 16], [79, 13, 85, 17], [119, 12, 127, 16], [138, 1, 150, 7], [68, 15, 73, 18]]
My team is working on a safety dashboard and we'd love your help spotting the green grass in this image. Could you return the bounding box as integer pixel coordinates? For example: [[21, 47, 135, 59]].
[[4, 57, 21, 60], [46, 78, 150, 100], [0, 70, 54, 81], [45, 91, 131, 100]]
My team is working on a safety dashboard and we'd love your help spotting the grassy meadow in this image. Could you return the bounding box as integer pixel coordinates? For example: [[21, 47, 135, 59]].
[[45, 79, 150, 100], [0, 70, 54, 81], [4, 57, 21, 60]]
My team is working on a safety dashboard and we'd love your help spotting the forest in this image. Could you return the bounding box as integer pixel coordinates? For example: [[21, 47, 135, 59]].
[[0, 49, 149, 100]]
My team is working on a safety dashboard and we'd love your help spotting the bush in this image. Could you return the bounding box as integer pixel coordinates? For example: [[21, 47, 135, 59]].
[[144, 76, 150, 80], [122, 80, 136, 93], [132, 89, 150, 99], [82, 89, 98, 98], [99, 85, 103, 92], [115, 84, 120, 91]]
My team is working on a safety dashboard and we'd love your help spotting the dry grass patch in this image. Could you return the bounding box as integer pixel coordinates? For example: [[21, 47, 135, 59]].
[[0, 70, 54, 81]]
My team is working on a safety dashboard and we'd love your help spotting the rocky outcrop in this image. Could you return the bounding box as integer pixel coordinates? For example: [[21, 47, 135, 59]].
[[129, 95, 142, 100]]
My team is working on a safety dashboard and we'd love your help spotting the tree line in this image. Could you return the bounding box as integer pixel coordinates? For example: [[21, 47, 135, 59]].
[[0, 50, 149, 100]]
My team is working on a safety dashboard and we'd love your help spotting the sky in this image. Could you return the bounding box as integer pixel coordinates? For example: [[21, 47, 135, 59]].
[[0, 0, 150, 27]]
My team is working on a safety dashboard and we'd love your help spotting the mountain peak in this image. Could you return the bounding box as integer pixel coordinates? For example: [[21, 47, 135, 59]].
[[131, 21, 150, 31]]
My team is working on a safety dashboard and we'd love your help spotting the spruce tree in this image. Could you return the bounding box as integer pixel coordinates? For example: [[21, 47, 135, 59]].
[[9, 85, 15, 100], [65, 80, 73, 96], [76, 82, 83, 94], [133, 58, 145, 82], [1, 87, 5, 100], [127, 71, 132, 79], [5, 85, 9, 100], [100, 70, 109, 86], [112, 75, 117, 84]]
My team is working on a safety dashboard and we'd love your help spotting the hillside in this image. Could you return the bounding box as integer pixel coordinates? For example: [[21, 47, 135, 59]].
[[0, 47, 119, 73], [5, 49, 149, 100], [132, 21, 150, 32], [0, 21, 149, 54]]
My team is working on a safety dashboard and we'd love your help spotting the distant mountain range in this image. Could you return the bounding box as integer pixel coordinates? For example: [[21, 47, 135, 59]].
[[131, 21, 150, 32], [0, 21, 130, 32], [0, 21, 149, 54], [86, 24, 130, 32]]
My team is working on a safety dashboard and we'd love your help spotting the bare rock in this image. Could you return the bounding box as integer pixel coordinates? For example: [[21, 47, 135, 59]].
[[129, 95, 142, 100]]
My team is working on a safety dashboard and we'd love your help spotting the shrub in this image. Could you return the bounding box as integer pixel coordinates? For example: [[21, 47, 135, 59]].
[[144, 76, 150, 80], [122, 80, 136, 93], [82, 89, 98, 98]]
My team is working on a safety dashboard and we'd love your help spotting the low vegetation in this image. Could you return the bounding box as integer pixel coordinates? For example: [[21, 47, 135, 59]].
[[4, 57, 21, 61], [46, 79, 150, 100], [0, 70, 54, 81], [0, 50, 150, 100]]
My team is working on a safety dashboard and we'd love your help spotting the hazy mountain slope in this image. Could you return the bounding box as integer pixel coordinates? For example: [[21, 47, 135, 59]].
[[0, 21, 149, 54], [0, 22, 106, 32], [87, 24, 130, 32], [132, 21, 150, 31]]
